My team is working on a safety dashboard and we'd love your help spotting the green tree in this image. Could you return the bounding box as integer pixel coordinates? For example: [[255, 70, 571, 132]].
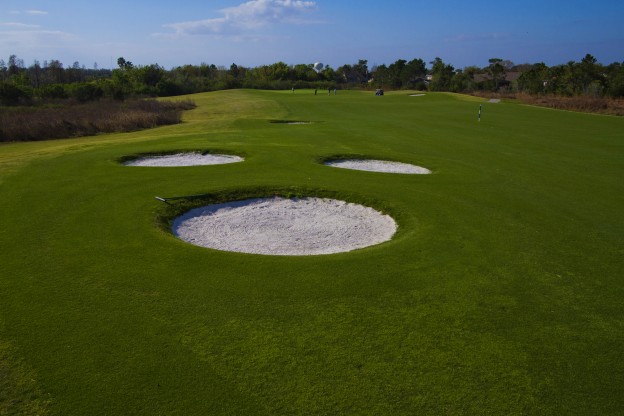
[[605, 62, 624, 97], [575, 54, 603, 95], [428, 57, 454, 91], [7, 55, 22, 76], [451, 66, 478, 92], [337, 60, 369, 85], [401, 58, 427, 89], [45, 60, 65, 84], [371, 64, 388, 88], [67, 82, 103, 102], [0, 81, 31, 105], [517, 63, 548, 94], [117, 57, 133, 70], [487, 58, 506, 91], [386, 59, 406, 88]]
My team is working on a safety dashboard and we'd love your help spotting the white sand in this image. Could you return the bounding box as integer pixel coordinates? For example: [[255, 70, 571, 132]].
[[409, 94, 426, 97], [324, 159, 431, 174], [173, 197, 397, 255], [488, 98, 501, 103], [124, 153, 243, 167]]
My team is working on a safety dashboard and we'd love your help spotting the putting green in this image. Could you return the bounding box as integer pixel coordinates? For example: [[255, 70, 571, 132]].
[[1, 89, 623, 415]]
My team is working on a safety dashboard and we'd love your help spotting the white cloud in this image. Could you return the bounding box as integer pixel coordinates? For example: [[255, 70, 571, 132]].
[[7, 9, 49, 15], [161, 0, 317, 37], [0, 29, 75, 54], [0, 22, 41, 29], [445, 32, 511, 43]]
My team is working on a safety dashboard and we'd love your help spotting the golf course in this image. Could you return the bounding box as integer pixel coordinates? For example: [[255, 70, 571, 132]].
[[1, 89, 623, 414]]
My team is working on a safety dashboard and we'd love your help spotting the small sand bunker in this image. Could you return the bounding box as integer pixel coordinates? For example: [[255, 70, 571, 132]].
[[409, 94, 426, 97], [324, 159, 431, 174], [124, 153, 243, 167], [270, 120, 312, 125], [173, 197, 397, 255], [488, 98, 501, 103]]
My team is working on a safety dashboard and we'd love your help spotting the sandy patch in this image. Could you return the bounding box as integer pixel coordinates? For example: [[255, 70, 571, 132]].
[[488, 98, 501, 103], [409, 94, 426, 97], [270, 120, 312, 125], [324, 159, 431, 174], [124, 153, 243, 167], [173, 197, 397, 255]]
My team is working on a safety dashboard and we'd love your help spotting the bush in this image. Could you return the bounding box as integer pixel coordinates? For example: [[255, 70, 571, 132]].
[[39, 84, 68, 100], [0, 82, 32, 105], [67, 83, 104, 102]]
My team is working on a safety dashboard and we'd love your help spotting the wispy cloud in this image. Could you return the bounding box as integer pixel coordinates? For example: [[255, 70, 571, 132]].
[[8, 9, 49, 15], [159, 0, 317, 38], [0, 29, 73, 43], [0, 22, 41, 29], [0, 27, 74, 53], [445, 32, 511, 42]]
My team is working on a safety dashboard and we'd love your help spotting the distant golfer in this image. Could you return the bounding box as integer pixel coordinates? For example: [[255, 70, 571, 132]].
[[334, 88, 337, 95], [292, 87, 295, 93], [328, 87, 331, 95], [314, 88, 317, 95]]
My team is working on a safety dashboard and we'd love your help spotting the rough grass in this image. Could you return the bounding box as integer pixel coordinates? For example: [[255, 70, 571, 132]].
[[472, 91, 624, 115], [1, 89, 623, 415], [516, 93, 624, 115], [0, 99, 196, 142], [0, 339, 52, 416]]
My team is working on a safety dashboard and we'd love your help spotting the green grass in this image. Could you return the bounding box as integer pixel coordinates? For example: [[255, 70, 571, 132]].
[[1, 89, 623, 415]]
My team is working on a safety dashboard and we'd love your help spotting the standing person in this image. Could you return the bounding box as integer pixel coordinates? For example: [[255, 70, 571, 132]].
[[328, 87, 331, 95], [314, 88, 317, 95], [333, 88, 337, 95], [292, 87, 295, 93]]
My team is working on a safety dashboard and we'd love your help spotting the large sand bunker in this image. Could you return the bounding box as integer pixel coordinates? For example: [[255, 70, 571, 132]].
[[124, 152, 243, 167], [324, 159, 431, 174], [173, 197, 397, 255]]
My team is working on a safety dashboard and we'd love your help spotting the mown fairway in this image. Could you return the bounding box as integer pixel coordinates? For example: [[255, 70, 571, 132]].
[[1, 90, 623, 415]]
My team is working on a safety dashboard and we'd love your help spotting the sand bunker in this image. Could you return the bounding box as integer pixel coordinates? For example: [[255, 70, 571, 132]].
[[270, 120, 312, 125], [124, 153, 243, 167], [324, 159, 431, 174], [409, 94, 426, 97], [488, 98, 501, 103], [173, 197, 397, 255]]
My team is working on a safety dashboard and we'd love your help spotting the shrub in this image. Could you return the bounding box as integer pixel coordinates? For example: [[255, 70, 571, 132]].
[[0, 82, 32, 105]]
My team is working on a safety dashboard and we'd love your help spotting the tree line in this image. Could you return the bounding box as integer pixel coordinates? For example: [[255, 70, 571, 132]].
[[1, 53, 623, 106]]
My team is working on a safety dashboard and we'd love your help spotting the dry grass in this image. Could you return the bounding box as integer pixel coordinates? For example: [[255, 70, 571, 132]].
[[471, 91, 624, 116], [516, 93, 624, 116], [0, 99, 196, 142]]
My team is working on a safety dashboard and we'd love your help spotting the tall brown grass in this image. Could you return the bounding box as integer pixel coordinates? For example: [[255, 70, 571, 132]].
[[472, 91, 624, 116], [514, 93, 624, 116], [0, 99, 196, 142]]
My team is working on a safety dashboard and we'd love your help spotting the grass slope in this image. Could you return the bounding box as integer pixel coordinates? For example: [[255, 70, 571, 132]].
[[1, 89, 623, 415]]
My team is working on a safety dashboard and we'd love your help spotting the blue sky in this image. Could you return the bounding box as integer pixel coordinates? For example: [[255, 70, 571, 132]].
[[1, 0, 622, 70]]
